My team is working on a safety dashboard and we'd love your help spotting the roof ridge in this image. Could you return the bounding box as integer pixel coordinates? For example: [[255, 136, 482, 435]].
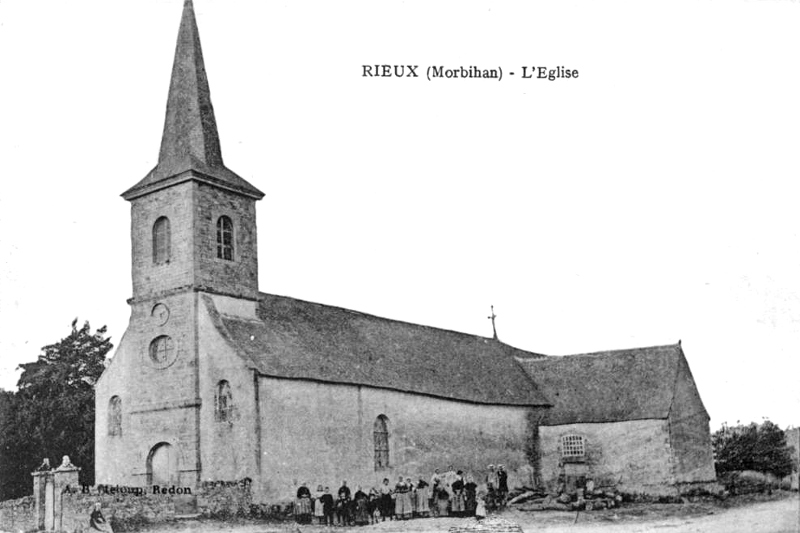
[[518, 342, 682, 360], [258, 291, 505, 345]]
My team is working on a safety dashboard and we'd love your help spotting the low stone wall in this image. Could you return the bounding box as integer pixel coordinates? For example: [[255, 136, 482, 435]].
[[61, 489, 177, 532], [197, 478, 252, 518], [0, 495, 36, 533]]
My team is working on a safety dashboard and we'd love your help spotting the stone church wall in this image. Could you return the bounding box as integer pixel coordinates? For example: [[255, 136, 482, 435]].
[[95, 291, 200, 488], [197, 294, 260, 484], [255, 377, 543, 502], [539, 419, 675, 495], [667, 355, 717, 484]]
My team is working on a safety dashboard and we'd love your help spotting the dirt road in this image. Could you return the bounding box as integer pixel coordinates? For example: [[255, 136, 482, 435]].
[[150, 495, 799, 533]]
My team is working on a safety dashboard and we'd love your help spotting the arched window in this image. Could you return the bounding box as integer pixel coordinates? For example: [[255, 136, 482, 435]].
[[373, 415, 390, 470], [152, 216, 171, 264], [108, 396, 122, 436], [215, 380, 232, 422], [216, 216, 234, 261]]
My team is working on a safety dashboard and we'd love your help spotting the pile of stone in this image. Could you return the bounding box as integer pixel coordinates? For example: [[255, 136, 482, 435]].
[[509, 482, 622, 512]]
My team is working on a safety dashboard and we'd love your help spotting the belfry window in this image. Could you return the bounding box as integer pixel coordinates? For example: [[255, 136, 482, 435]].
[[108, 396, 122, 436], [373, 415, 390, 470], [215, 380, 232, 422], [152, 216, 171, 264], [216, 216, 234, 261]]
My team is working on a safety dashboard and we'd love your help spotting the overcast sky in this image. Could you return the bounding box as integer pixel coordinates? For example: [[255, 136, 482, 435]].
[[0, 0, 797, 431]]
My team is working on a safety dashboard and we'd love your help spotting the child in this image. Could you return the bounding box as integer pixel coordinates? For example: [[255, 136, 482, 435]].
[[321, 487, 335, 526], [474, 491, 487, 521]]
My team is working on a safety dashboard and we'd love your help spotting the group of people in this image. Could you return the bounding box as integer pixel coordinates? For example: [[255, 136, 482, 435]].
[[294, 464, 510, 526]]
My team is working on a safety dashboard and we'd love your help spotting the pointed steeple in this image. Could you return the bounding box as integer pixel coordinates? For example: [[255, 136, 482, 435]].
[[123, 0, 263, 201]]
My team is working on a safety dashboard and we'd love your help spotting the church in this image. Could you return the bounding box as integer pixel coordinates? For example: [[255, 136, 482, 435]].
[[94, 0, 717, 502]]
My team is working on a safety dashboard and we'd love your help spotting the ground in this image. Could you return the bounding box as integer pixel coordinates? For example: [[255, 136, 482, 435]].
[[133, 493, 799, 533]]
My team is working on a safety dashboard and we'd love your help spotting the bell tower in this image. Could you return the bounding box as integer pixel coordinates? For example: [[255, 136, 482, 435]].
[[95, 0, 263, 489], [122, 0, 264, 304]]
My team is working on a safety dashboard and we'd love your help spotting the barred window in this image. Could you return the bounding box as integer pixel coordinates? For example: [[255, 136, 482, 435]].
[[152, 216, 171, 264], [373, 415, 389, 470], [108, 396, 122, 436], [561, 435, 585, 459], [215, 380, 232, 422], [216, 216, 234, 261]]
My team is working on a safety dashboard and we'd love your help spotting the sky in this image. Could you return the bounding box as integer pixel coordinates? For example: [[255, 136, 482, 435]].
[[0, 0, 798, 431]]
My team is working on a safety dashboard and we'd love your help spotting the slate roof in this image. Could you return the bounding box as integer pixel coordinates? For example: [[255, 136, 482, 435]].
[[123, 0, 263, 201], [515, 344, 685, 425], [205, 293, 551, 407]]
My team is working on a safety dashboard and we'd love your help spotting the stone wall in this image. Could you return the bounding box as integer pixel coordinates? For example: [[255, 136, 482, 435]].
[[12, 479, 252, 533], [0, 495, 36, 533], [95, 290, 201, 488], [540, 419, 675, 495], [193, 183, 259, 300], [197, 479, 253, 518], [256, 376, 543, 502], [667, 351, 717, 484]]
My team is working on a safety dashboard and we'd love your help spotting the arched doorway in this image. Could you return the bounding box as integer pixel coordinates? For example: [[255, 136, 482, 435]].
[[146, 442, 178, 486]]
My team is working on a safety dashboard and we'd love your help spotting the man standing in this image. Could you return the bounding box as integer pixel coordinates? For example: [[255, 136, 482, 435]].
[[497, 465, 509, 507]]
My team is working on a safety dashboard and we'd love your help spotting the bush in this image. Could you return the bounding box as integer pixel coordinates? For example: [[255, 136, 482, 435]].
[[712, 421, 794, 479]]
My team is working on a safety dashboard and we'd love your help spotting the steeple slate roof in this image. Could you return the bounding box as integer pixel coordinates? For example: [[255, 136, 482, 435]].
[[123, 0, 263, 201]]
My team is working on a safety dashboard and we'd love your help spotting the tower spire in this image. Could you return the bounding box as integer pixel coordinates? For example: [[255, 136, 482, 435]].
[[158, 0, 222, 172], [123, 0, 263, 201]]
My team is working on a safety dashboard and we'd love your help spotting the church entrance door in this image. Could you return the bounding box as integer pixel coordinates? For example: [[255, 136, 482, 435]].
[[147, 442, 177, 486]]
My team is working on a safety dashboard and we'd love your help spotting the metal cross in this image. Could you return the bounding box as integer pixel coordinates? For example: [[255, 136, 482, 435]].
[[488, 305, 498, 340]]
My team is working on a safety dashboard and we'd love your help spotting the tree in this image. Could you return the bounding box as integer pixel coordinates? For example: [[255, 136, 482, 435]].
[[0, 320, 112, 500], [712, 420, 794, 479]]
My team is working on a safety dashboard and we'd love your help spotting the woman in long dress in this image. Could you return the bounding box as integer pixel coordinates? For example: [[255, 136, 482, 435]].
[[379, 478, 394, 521], [295, 483, 313, 524], [394, 476, 413, 520], [451, 471, 466, 516], [415, 478, 430, 517], [354, 486, 371, 525], [314, 484, 326, 524], [435, 479, 450, 517], [464, 474, 478, 516]]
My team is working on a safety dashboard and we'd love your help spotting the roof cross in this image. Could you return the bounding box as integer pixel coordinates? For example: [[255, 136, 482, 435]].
[[488, 305, 498, 340]]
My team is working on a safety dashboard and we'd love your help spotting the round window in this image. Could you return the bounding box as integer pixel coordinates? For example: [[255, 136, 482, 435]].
[[148, 335, 177, 368]]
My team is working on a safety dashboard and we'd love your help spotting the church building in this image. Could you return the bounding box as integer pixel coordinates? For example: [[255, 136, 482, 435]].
[[94, 0, 716, 502]]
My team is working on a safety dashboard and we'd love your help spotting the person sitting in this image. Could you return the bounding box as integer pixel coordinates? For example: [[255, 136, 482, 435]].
[[89, 502, 114, 533]]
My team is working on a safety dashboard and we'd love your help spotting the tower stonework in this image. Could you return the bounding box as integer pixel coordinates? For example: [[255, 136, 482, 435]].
[[95, 0, 263, 490]]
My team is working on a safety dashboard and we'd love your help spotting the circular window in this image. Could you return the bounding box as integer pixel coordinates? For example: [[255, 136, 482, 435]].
[[148, 335, 177, 368]]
